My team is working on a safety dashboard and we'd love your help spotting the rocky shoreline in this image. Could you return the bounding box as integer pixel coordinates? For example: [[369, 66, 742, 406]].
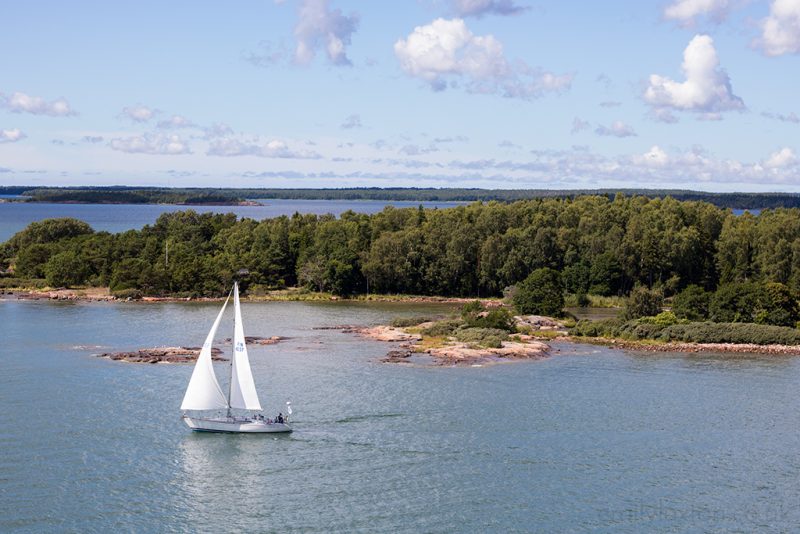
[[97, 336, 284, 363], [343, 323, 552, 366], [584, 338, 800, 355], [97, 346, 225, 364]]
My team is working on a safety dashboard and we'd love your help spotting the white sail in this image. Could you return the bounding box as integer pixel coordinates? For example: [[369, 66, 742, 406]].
[[180, 293, 231, 411], [229, 283, 262, 411]]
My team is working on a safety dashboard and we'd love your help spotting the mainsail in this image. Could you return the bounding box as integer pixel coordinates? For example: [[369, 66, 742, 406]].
[[180, 293, 230, 411], [228, 283, 262, 411]]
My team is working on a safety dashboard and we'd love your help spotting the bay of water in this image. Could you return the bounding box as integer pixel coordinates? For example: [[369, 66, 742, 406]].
[[0, 199, 465, 242], [3, 299, 800, 532]]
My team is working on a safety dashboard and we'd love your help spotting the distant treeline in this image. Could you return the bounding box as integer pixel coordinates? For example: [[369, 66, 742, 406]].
[[2, 185, 800, 209], [3, 195, 800, 300], [4, 187, 244, 205]]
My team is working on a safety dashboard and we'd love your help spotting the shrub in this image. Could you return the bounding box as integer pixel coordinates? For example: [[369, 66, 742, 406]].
[[112, 288, 143, 300], [623, 286, 663, 320], [513, 268, 564, 316], [420, 319, 463, 337], [454, 327, 509, 348], [661, 322, 800, 345], [391, 316, 435, 328], [638, 311, 681, 327], [672, 285, 710, 321]]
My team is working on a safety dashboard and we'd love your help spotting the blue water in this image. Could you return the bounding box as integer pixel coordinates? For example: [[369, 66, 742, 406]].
[[0, 199, 465, 242], [2, 298, 800, 532]]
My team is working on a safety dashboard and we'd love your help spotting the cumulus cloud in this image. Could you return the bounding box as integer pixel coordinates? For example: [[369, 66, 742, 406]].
[[341, 114, 362, 129], [109, 133, 191, 155], [0, 128, 26, 143], [1, 92, 76, 117], [756, 0, 800, 56], [394, 18, 572, 98], [644, 35, 743, 118], [82, 135, 104, 144], [633, 145, 670, 167], [294, 0, 359, 66], [764, 147, 798, 168], [157, 114, 197, 129], [207, 137, 321, 159], [663, 0, 730, 25], [122, 105, 157, 122], [450, 0, 527, 18], [594, 120, 637, 137]]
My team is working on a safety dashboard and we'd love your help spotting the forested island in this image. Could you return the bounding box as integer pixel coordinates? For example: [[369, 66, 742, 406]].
[[3, 194, 800, 348], [0, 186, 251, 205], [3, 185, 800, 209]]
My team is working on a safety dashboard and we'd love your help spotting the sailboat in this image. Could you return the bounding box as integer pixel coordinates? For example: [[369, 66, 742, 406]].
[[180, 282, 292, 433]]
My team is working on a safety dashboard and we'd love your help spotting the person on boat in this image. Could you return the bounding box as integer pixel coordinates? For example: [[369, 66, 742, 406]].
[[277, 413, 284, 424]]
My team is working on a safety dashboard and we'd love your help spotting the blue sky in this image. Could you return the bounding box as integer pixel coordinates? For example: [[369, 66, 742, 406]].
[[1, 0, 799, 191]]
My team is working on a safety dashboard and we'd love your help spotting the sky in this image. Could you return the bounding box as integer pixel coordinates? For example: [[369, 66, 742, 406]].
[[1, 0, 799, 192]]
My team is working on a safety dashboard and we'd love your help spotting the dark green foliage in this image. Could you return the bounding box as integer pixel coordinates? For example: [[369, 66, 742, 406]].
[[623, 286, 663, 320], [7, 218, 93, 253], [6, 185, 800, 209], [571, 319, 800, 346], [390, 316, 436, 327], [454, 327, 509, 348], [671, 285, 710, 321], [461, 301, 516, 331], [2, 196, 800, 307], [44, 251, 88, 287], [513, 268, 564, 316], [420, 319, 463, 337]]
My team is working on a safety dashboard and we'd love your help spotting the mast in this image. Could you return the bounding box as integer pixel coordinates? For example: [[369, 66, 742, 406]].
[[226, 282, 237, 418]]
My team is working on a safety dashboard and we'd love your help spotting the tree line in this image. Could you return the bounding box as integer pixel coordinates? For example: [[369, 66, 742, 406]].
[[3, 195, 800, 302], [3, 185, 800, 209]]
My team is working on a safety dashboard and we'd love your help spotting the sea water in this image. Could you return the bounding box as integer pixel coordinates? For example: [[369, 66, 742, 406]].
[[2, 299, 800, 532]]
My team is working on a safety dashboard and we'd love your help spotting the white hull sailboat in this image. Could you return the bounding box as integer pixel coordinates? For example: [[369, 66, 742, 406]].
[[180, 282, 292, 433]]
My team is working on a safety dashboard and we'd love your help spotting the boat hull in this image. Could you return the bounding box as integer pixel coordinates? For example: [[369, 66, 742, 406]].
[[183, 415, 292, 433]]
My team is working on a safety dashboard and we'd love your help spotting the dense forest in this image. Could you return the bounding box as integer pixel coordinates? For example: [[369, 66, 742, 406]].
[[3, 195, 800, 310], [3, 185, 800, 209]]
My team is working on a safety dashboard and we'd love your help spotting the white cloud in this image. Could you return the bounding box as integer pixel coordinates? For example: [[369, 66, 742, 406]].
[[207, 137, 321, 159], [157, 114, 196, 129], [644, 34, 743, 117], [764, 147, 797, 168], [341, 114, 362, 129], [122, 105, 157, 122], [1, 91, 76, 117], [594, 120, 637, 137], [450, 0, 527, 18], [109, 133, 191, 155], [757, 0, 800, 56], [294, 0, 359, 66], [0, 128, 26, 143], [664, 0, 730, 25], [634, 145, 670, 167], [394, 18, 572, 98]]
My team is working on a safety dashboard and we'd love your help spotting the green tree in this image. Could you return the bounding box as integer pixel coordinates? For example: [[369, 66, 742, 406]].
[[671, 285, 710, 321], [44, 251, 88, 287], [512, 268, 564, 316], [623, 285, 663, 320]]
